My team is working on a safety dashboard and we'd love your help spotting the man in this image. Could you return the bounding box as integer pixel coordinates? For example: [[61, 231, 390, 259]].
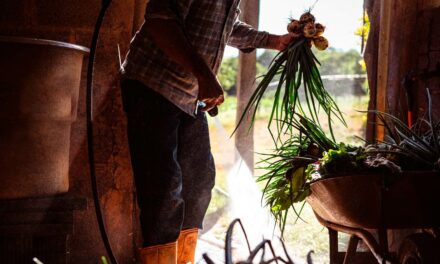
[[121, 0, 296, 263]]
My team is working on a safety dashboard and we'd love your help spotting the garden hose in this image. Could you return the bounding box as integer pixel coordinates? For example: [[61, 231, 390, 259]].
[[86, 0, 119, 263]]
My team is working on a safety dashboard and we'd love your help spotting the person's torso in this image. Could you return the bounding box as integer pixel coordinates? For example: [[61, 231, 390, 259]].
[[122, 0, 240, 116]]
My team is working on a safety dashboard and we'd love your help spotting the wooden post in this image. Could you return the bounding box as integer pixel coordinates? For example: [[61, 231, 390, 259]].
[[387, 0, 418, 122], [364, 0, 381, 142], [421, 0, 440, 9], [343, 235, 360, 264], [375, 0, 393, 141], [375, 0, 418, 140], [377, 0, 426, 254], [329, 228, 339, 264], [235, 0, 259, 172]]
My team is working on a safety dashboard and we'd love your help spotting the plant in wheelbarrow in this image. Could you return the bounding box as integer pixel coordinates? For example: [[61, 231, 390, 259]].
[[256, 113, 402, 233], [253, 91, 440, 263]]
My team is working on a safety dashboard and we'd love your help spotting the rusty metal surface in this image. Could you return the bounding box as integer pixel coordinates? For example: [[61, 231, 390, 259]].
[[320, 217, 395, 264], [306, 172, 440, 229], [0, 36, 90, 53], [0, 37, 87, 199]]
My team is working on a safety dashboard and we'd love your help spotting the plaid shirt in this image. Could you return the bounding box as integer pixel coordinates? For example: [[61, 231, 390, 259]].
[[122, 0, 269, 116]]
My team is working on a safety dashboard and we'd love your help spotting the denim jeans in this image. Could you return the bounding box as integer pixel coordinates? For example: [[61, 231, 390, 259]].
[[120, 79, 216, 247]]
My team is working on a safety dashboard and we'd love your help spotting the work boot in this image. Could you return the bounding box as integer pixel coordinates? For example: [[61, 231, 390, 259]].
[[139, 242, 177, 264], [177, 228, 199, 264]]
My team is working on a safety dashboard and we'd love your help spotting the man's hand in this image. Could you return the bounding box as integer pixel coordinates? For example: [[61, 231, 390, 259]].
[[144, 17, 224, 113], [196, 70, 224, 112], [266, 33, 301, 51]]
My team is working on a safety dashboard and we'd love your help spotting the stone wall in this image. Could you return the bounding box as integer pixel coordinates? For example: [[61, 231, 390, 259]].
[[0, 1, 145, 262]]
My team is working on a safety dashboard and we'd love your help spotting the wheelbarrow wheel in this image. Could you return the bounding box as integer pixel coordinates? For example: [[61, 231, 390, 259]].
[[398, 233, 440, 264]]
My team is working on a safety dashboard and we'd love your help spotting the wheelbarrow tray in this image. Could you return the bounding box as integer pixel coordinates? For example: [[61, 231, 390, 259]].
[[306, 171, 440, 229]]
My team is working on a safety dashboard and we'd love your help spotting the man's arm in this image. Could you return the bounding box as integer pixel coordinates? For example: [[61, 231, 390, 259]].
[[144, 1, 224, 111], [227, 20, 298, 52]]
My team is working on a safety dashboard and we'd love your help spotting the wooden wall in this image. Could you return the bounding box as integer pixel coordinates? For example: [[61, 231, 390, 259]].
[[366, 0, 440, 139], [0, 1, 147, 262], [420, 0, 440, 9], [365, 0, 440, 252], [413, 6, 440, 119]]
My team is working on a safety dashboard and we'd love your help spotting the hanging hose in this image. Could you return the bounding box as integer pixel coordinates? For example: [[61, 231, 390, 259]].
[[86, 0, 118, 263]]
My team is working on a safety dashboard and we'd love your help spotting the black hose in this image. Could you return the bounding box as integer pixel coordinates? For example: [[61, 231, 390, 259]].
[[86, 0, 118, 263]]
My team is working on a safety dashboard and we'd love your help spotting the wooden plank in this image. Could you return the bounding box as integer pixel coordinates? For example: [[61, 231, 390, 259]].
[[0, 195, 87, 212], [0, 224, 72, 235], [329, 229, 339, 264], [0, 212, 73, 225], [365, 0, 381, 142], [414, 8, 440, 120], [343, 235, 360, 264], [375, 0, 393, 141], [420, 0, 440, 9], [235, 0, 259, 171], [386, 0, 418, 122]]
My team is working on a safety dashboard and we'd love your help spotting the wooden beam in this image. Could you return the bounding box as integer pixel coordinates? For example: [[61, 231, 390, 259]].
[[364, 0, 381, 142], [235, 0, 259, 171], [386, 0, 418, 121], [420, 0, 440, 9], [329, 229, 339, 264], [375, 0, 393, 141], [343, 235, 360, 264]]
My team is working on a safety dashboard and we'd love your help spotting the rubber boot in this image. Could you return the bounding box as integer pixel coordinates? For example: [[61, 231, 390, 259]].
[[177, 228, 199, 264], [139, 242, 177, 264]]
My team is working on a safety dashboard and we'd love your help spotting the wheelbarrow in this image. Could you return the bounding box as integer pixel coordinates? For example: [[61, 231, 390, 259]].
[[306, 171, 440, 264]]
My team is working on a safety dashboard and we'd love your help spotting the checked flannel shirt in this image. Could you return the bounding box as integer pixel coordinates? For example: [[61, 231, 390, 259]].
[[121, 0, 269, 116]]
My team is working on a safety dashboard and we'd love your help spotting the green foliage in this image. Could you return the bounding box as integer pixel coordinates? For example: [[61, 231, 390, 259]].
[[101, 256, 109, 264], [310, 143, 367, 177], [354, 12, 370, 49], [257, 114, 338, 233], [257, 134, 313, 233], [370, 91, 440, 171], [314, 48, 364, 75], [262, 91, 440, 234], [258, 50, 279, 68], [218, 57, 238, 93], [218, 57, 266, 94]]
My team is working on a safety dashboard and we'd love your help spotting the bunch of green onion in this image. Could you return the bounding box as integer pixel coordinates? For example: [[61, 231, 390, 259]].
[[236, 12, 345, 141]]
